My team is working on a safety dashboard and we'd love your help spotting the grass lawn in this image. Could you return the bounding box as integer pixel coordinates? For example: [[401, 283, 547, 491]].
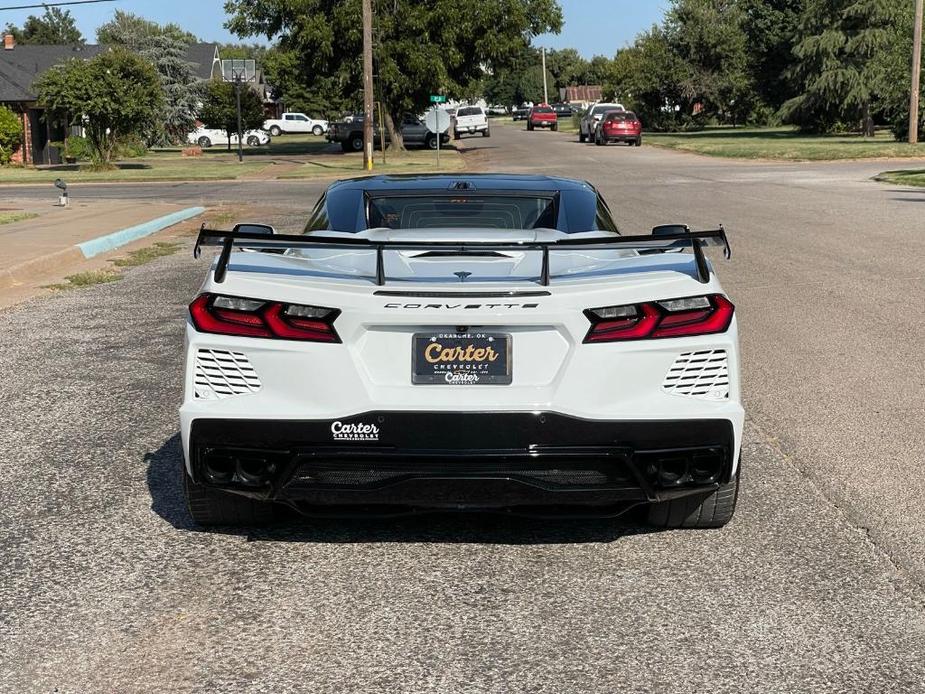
[[0, 211, 38, 224], [279, 148, 466, 179], [645, 127, 925, 161], [0, 158, 271, 184], [873, 169, 925, 186], [152, 132, 332, 158]]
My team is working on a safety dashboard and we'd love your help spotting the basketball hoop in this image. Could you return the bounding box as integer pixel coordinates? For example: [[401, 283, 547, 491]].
[[221, 59, 257, 84]]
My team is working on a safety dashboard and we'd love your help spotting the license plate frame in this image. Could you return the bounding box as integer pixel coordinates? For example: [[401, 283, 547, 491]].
[[412, 332, 512, 385]]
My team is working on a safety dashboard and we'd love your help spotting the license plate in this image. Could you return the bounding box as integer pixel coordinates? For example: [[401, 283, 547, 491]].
[[412, 332, 512, 385]]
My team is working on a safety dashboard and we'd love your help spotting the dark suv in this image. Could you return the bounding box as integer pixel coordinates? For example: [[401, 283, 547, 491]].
[[327, 114, 451, 152]]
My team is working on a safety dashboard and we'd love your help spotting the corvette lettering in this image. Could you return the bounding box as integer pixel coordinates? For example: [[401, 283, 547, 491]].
[[425, 343, 500, 364], [384, 303, 539, 310]]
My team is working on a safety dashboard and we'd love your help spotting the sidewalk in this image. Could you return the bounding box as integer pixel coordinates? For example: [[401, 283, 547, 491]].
[[0, 200, 204, 294]]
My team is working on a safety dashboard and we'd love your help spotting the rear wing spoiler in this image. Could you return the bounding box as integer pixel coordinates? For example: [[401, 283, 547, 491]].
[[194, 225, 731, 286]]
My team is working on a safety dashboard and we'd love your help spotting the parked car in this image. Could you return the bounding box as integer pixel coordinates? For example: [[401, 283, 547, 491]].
[[551, 103, 573, 118], [263, 112, 329, 137], [454, 105, 490, 138], [527, 104, 558, 131], [326, 113, 451, 152], [486, 104, 509, 116], [595, 110, 643, 146], [579, 102, 626, 142], [512, 104, 531, 121], [183, 173, 740, 528], [188, 127, 270, 148]]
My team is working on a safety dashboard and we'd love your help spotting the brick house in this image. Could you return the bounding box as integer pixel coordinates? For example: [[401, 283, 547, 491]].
[[559, 85, 604, 110], [0, 33, 221, 165]]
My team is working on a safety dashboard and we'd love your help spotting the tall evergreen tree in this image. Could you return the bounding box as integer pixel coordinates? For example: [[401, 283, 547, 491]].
[[139, 35, 204, 145], [781, 0, 898, 134]]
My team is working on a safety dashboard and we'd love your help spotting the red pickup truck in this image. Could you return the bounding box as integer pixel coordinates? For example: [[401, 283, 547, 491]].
[[527, 104, 558, 132]]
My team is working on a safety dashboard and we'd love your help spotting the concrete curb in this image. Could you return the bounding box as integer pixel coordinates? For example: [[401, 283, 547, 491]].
[[0, 246, 84, 290], [76, 206, 206, 259]]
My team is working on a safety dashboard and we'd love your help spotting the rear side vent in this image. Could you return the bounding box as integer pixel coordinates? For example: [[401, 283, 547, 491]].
[[194, 349, 261, 400], [662, 350, 728, 400]]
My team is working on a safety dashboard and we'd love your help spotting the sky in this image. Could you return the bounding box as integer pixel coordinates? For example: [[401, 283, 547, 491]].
[[0, 0, 666, 57]]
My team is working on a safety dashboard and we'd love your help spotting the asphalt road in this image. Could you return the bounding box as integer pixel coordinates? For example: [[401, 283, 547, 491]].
[[2, 126, 924, 692]]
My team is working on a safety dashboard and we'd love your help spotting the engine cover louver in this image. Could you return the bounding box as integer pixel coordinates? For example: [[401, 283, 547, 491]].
[[193, 349, 261, 400], [662, 350, 729, 400]]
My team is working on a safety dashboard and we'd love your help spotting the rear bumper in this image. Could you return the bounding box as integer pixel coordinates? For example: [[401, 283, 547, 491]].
[[187, 412, 737, 514], [529, 120, 556, 128]]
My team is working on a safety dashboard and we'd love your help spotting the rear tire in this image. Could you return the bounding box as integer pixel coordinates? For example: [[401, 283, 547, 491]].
[[183, 469, 279, 527], [483, 128, 490, 137], [426, 135, 438, 150], [269, 126, 282, 137], [527, 123, 534, 131], [312, 125, 324, 136], [552, 123, 558, 132], [579, 129, 586, 143], [454, 130, 461, 140], [636, 136, 643, 147], [349, 134, 364, 152], [646, 471, 739, 529]]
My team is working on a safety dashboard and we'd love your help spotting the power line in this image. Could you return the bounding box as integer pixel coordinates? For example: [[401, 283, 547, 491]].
[[0, 0, 116, 11]]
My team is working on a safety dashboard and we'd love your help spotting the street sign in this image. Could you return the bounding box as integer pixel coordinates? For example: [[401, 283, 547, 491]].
[[429, 95, 447, 103], [424, 109, 451, 134]]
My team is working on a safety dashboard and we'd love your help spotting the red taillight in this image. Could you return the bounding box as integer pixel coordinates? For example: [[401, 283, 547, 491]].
[[189, 293, 340, 342], [584, 295, 733, 343]]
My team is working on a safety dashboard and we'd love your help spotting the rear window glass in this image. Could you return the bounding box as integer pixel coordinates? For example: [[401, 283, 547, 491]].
[[533, 107, 553, 114], [606, 112, 636, 121], [368, 195, 558, 230], [592, 105, 621, 116], [457, 107, 483, 116]]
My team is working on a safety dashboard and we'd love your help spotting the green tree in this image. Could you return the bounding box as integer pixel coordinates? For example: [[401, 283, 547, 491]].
[[483, 44, 540, 108], [140, 35, 204, 145], [665, 0, 756, 125], [740, 0, 806, 112], [35, 49, 164, 167], [609, 27, 691, 130], [544, 48, 590, 91], [5, 7, 83, 44], [782, 0, 898, 135], [262, 47, 352, 118], [0, 106, 23, 165], [96, 10, 198, 48], [224, 0, 564, 149], [199, 79, 266, 151]]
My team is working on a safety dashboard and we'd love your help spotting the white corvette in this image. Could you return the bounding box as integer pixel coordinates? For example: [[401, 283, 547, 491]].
[[180, 174, 742, 527]]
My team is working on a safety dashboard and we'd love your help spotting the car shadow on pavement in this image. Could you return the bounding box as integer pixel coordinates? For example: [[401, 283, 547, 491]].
[[146, 434, 652, 545]]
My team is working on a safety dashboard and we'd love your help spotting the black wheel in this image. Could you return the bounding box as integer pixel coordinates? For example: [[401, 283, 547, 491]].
[[454, 130, 461, 140], [312, 125, 324, 136], [647, 471, 739, 529], [595, 131, 605, 146], [636, 136, 643, 147], [483, 128, 490, 137], [527, 123, 534, 131], [349, 134, 364, 152], [183, 468, 279, 527], [426, 135, 438, 150], [269, 126, 282, 137], [197, 136, 211, 148], [579, 129, 587, 143], [552, 123, 558, 132], [247, 135, 259, 146]]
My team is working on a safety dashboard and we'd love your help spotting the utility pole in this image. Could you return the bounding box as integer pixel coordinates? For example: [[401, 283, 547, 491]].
[[234, 75, 243, 163], [910, 0, 924, 143], [362, 0, 374, 170], [542, 47, 548, 104]]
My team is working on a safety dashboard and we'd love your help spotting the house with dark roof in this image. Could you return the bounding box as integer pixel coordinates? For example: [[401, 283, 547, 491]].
[[559, 85, 604, 110], [0, 33, 221, 164]]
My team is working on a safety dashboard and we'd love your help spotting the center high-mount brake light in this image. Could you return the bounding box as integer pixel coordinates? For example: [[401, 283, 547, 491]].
[[189, 294, 341, 342], [584, 294, 733, 343]]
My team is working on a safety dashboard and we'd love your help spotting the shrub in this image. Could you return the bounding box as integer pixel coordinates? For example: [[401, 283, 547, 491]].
[[0, 106, 23, 164]]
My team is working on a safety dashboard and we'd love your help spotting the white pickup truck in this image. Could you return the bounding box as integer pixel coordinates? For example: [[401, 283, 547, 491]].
[[262, 112, 329, 137], [453, 105, 490, 139]]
